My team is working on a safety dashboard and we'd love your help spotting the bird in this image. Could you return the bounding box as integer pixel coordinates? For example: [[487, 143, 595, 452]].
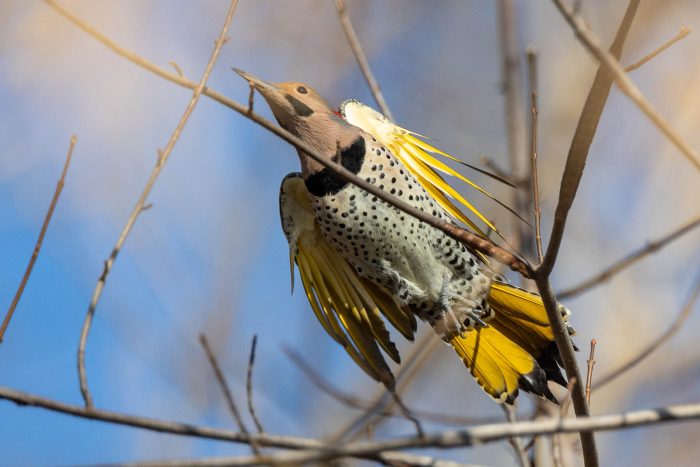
[[234, 68, 574, 404]]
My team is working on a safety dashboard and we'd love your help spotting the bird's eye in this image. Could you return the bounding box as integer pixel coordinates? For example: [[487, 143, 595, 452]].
[[297, 85, 308, 94]]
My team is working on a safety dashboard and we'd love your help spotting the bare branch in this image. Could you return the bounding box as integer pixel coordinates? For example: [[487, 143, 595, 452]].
[[246, 335, 264, 434], [501, 405, 531, 467], [558, 215, 700, 299], [330, 333, 437, 443], [625, 27, 691, 72], [585, 339, 597, 407], [551, 0, 700, 171], [0, 135, 76, 342], [285, 345, 499, 426], [72, 0, 239, 408], [3, 384, 700, 465], [121, 453, 476, 467], [531, 5, 642, 466], [45, 0, 532, 280], [333, 0, 393, 120], [497, 0, 529, 254], [526, 48, 543, 263], [199, 334, 260, 457], [593, 276, 700, 391], [539, 0, 640, 276]]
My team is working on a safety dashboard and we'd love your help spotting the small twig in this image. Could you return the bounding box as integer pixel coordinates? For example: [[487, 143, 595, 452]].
[[284, 345, 500, 426], [497, 0, 529, 254], [73, 0, 239, 408], [389, 391, 424, 438], [199, 336, 249, 431], [332, 333, 439, 443], [531, 7, 642, 464], [585, 339, 597, 407], [501, 405, 531, 467], [526, 48, 543, 264], [246, 81, 255, 116], [552, 0, 700, 171], [625, 27, 691, 72], [168, 60, 184, 77], [593, 275, 700, 391], [199, 335, 261, 457], [0, 135, 76, 342], [333, 0, 393, 120], [246, 335, 264, 434], [559, 215, 700, 299]]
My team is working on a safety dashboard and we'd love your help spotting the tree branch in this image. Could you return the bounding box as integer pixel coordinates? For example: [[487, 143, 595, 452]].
[[72, 0, 239, 408], [551, 0, 700, 171], [3, 385, 700, 465], [246, 335, 264, 434], [199, 334, 259, 456], [333, 0, 393, 120], [558, 215, 700, 299], [0, 135, 76, 342]]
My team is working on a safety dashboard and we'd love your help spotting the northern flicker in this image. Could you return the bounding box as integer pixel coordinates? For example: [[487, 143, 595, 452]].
[[235, 69, 573, 404]]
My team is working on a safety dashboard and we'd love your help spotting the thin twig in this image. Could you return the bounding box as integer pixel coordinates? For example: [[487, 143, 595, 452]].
[[551, 0, 700, 171], [331, 332, 437, 443], [114, 454, 476, 467], [585, 339, 597, 407], [526, 48, 543, 264], [625, 27, 691, 72], [3, 385, 700, 462], [593, 276, 700, 391], [558, 215, 700, 299], [168, 60, 184, 77], [539, 0, 640, 277], [531, 6, 641, 463], [72, 0, 239, 408], [284, 345, 501, 426], [333, 0, 393, 120], [0, 135, 76, 342], [246, 81, 254, 116], [497, 0, 529, 254], [199, 334, 259, 457], [501, 405, 531, 467], [246, 335, 264, 433], [45, 0, 531, 279]]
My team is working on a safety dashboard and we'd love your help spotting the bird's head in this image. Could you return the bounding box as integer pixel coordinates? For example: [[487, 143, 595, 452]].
[[233, 68, 358, 168]]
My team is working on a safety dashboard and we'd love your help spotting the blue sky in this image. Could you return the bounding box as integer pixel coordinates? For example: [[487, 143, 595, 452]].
[[1, 1, 700, 465]]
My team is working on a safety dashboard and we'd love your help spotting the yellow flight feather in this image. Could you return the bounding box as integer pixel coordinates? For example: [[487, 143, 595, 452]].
[[341, 99, 503, 236]]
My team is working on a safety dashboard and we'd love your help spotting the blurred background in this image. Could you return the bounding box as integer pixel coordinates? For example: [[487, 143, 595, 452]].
[[1, 1, 699, 465]]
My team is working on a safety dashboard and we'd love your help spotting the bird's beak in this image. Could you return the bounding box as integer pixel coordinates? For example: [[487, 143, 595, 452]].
[[232, 67, 281, 101]]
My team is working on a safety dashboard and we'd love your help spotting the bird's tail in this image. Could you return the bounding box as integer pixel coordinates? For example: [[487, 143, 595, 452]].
[[449, 282, 572, 404]]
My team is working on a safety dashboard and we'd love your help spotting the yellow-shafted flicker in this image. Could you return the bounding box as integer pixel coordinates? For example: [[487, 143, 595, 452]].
[[235, 69, 573, 404]]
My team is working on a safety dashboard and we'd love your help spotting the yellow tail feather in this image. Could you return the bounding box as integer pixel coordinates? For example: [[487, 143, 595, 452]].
[[449, 282, 572, 404]]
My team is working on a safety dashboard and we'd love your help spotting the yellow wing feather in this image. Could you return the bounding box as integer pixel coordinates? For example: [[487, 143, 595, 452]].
[[280, 174, 417, 389], [341, 99, 505, 236]]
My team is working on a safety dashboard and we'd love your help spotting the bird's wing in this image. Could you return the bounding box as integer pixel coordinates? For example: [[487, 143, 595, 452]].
[[340, 99, 520, 237], [279, 173, 416, 390]]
